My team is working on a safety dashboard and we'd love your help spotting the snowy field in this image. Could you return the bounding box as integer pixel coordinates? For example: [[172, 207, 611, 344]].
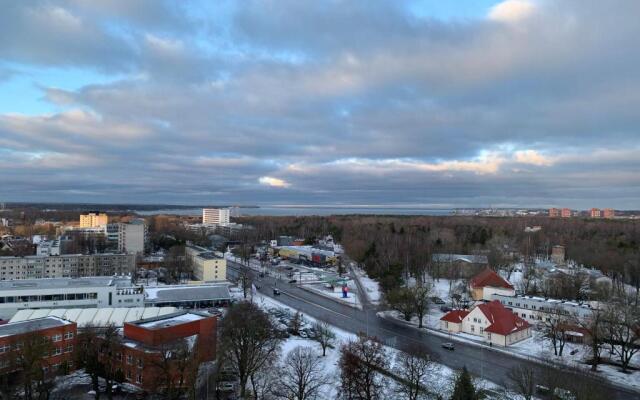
[[350, 266, 382, 305]]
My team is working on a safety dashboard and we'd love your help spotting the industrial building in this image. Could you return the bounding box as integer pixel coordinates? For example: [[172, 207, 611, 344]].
[[144, 284, 231, 308], [0, 276, 144, 319]]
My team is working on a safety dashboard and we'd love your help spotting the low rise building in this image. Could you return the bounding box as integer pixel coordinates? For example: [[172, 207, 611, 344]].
[[0, 317, 76, 375], [469, 268, 515, 301], [144, 284, 231, 308], [185, 245, 227, 282], [111, 311, 216, 391], [0, 276, 144, 319], [431, 254, 489, 278], [440, 300, 532, 346], [490, 293, 595, 323], [10, 306, 178, 328]]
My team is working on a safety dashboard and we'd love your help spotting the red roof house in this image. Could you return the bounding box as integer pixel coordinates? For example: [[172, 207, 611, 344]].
[[469, 268, 515, 300], [439, 300, 532, 346]]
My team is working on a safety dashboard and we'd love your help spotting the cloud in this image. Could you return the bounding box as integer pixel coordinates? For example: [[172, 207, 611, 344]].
[[0, 1, 639, 207], [488, 0, 536, 23], [259, 176, 291, 188]]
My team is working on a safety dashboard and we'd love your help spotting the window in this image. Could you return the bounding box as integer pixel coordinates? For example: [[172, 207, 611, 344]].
[[136, 374, 142, 384], [52, 334, 62, 342], [470, 325, 475, 332], [65, 345, 73, 353], [480, 327, 484, 334], [64, 331, 74, 340], [127, 355, 133, 365], [52, 347, 62, 356], [0, 345, 10, 354], [137, 359, 143, 368], [126, 370, 132, 380]]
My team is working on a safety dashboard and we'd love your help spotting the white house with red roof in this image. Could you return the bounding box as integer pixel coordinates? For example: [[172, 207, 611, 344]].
[[469, 268, 515, 301], [440, 300, 532, 346]]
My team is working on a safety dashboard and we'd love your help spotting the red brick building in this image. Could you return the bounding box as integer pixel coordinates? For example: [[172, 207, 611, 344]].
[[0, 317, 76, 375], [603, 208, 615, 219], [561, 208, 572, 218], [113, 311, 216, 392], [548, 208, 560, 218], [590, 208, 601, 218]]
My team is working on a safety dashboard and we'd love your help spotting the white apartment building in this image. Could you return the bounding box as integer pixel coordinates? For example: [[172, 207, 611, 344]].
[[0, 253, 135, 280], [185, 245, 227, 282], [0, 276, 144, 319], [202, 208, 230, 226], [36, 240, 61, 256]]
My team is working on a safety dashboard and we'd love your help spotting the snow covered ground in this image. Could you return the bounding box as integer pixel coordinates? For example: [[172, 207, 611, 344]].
[[350, 266, 381, 305], [300, 282, 362, 309], [252, 292, 510, 399]]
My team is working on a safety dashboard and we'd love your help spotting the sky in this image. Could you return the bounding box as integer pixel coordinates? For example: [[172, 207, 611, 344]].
[[0, 0, 639, 209]]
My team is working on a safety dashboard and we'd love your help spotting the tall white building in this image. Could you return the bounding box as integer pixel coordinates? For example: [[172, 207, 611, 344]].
[[202, 208, 230, 226]]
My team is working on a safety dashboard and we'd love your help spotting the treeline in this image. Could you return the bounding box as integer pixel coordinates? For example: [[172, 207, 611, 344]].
[[238, 215, 640, 290]]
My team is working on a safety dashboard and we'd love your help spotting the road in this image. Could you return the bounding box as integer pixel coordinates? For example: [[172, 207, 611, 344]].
[[227, 260, 639, 399]]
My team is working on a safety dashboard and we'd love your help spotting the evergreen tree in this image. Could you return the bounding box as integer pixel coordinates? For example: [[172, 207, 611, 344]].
[[450, 367, 479, 400]]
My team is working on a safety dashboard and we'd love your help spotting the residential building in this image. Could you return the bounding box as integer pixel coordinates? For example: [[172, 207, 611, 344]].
[[603, 208, 615, 219], [0, 276, 144, 319], [468, 268, 515, 301], [0, 317, 77, 376], [590, 208, 601, 218], [10, 306, 178, 328], [0, 253, 135, 281], [202, 208, 230, 226], [37, 240, 61, 256], [548, 208, 560, 218], [110, 311, 216, 391], [440, 300, 532, 346], [79, 212, 108, 228], [185, 245, 227, 282], [561, 208, 572, 218], [116, 220, 146, 255], [490, 293, 595, 323]]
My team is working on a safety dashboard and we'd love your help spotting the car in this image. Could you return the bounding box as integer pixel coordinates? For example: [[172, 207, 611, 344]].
[[440, 305, 452, 312], [431, 296, 446, 304], [220, 382, 235, 392], [441, 342, 455, 350], [288, 279, 297, 284], [273, 288, 281, 295]]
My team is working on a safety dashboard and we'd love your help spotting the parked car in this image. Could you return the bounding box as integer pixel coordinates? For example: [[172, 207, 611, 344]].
[[273, 288, 281, 295], [220, 382, 235, 392], [288, 279, 297, 284], [431, 296, 446, 304], [440, 305, 452, 312], [441, 342, 455, 350]]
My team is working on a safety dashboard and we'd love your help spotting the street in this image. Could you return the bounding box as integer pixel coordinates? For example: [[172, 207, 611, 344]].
[[228, 260, 639, 400]]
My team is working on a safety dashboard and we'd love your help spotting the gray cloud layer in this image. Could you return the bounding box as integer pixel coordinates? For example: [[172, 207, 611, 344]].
[[0, 0, 639, 208]]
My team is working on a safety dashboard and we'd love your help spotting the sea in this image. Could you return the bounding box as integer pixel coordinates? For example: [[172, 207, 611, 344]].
[[135, 206, 456, 217]]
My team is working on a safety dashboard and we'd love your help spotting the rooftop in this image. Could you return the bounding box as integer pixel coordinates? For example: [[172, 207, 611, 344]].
[[144, 284, 231, 302], [0, 276, 136, 291], [0, 316, 72, 337], [470, 268, 514, 290], [131, 311, 208, 330], [9, 307, 178, 328], [432, 254, 489, 264]]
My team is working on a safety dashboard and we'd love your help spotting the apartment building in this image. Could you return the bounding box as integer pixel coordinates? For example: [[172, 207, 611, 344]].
[[0, 253, 135, 280], [590, 208, 602, 218], [79, 212, 108, 228], [603, 208, 615, 219], [0, 276, 144, 319], [548, 208, 560, 218], [202, 208, 230, 226], [561, 208, 572, 218], [185, 245, 227, 282]]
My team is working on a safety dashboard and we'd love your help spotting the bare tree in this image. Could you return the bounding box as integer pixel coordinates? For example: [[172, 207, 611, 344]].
[[218, 302, 281, 399], [7, 332, 56, 400], [576, 307, 606, 371], [411, 283, 433, 329], [311, 321, 336, 357], [506, 364, 535, 400], [538, 307, 573, 356], [339, 334, 388, 400], [605, 295, 640, 372], [149, 337, 200, 400], [393, 344, 433, 400], [274, 347, 329, 400], [385, 288, 415, 322], [75, 324, 103, 398]]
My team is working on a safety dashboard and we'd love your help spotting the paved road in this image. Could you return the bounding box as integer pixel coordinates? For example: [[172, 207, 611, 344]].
[[228, 261, 639, 399]]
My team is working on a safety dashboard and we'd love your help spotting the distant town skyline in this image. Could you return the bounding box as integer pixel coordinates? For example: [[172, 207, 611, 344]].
[[1, 1, 639, 208]]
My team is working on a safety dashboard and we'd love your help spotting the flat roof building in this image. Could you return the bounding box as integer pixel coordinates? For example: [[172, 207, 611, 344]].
[[185, 245, 227, 282], [79, 212, 108, 228], [9, 306, 178, 328], [202, 208, 230, 226], [144, 283, 230, 308]]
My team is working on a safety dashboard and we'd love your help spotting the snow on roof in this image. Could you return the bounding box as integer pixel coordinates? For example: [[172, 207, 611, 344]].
[[432, 254, 489, 264], [8, 307, 178, 328], [136, 312, 206, 329], [476, 300, 530, 336], [0, 317, 73, 337]]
